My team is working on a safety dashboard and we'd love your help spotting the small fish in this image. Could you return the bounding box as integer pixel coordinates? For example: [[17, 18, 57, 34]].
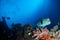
[[7, 17, 10, 20], [37, 18, 51, 28]]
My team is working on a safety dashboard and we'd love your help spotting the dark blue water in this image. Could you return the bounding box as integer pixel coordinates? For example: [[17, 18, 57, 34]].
[[0, 0, 60, 29]]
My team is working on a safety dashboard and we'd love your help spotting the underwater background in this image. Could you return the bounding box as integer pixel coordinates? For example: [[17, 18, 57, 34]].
[[0, 0, 60, 29]]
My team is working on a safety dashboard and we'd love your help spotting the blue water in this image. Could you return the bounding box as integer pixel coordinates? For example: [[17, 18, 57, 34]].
[[0, 0, 60, 29]]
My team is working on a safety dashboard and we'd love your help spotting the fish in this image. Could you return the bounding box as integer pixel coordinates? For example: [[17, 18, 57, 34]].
[[37, 18, 51, 28]]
